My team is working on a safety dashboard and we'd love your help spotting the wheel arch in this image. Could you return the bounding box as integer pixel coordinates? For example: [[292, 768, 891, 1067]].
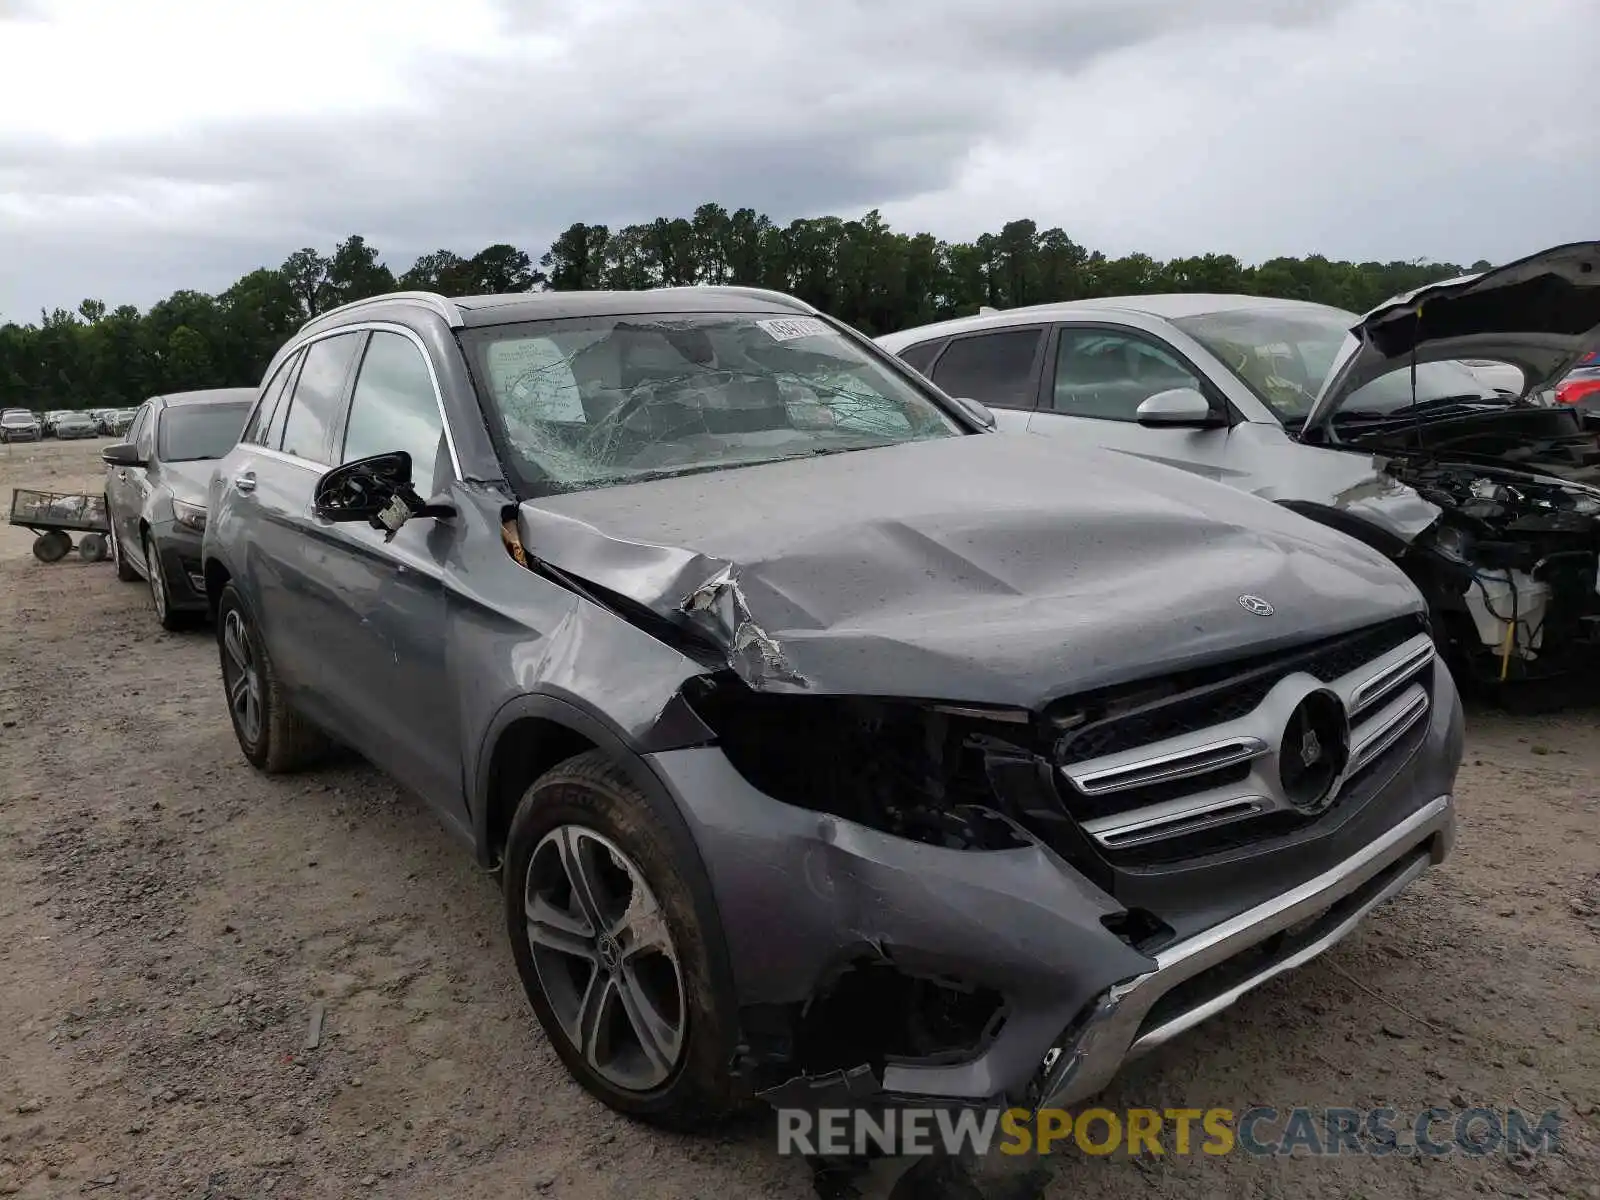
[[473, 692, 697, 872], [477, 691, 744, 1064]]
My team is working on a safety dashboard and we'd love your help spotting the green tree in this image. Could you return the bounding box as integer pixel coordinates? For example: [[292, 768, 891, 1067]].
[[0, 210, 1483, 410], [324, 235, 396, 308], [282, 247, 332, 319], [166, 325, 214, 390]]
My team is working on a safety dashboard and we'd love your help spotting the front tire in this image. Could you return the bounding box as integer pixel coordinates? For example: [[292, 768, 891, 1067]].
[[215, 583, 329, 773], [503, 750, 741, 1130], [107, 509, 139, 582], [143, 532, 193, 631]]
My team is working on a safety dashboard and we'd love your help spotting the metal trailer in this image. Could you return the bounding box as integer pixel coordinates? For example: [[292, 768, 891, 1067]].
[[7, 488, 110, 563]]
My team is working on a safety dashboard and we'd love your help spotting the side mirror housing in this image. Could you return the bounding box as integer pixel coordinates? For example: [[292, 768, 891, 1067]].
[[952, 395, 998, 430], [1135, 387, 1223, 428], [313, 452, 413, 522], [314, 451, 455, 540], [102, 442, 144, 468]]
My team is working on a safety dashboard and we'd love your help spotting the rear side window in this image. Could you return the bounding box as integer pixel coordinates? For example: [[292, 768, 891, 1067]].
[[242, 352, 301, 447], [280, 333, 363, 462], [341, 332, 448, 484], [930, 329, 1044, 410], [897, 340, 944, 374]]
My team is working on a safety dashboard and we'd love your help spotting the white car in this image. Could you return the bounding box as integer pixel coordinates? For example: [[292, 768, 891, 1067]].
[[877, 243, 1600, 701]]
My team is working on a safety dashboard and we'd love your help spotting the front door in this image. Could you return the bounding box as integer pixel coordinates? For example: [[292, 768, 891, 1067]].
[[107, 401, 154, 564], [1026, 324, 1243, 482], [305, 329, 462, 824]]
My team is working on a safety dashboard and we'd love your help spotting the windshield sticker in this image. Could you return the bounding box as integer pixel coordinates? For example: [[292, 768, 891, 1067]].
[[756, 317, 831, 343]]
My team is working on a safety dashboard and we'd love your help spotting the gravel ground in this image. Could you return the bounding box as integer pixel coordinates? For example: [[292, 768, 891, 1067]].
[[1, 436, 1597, 1199]]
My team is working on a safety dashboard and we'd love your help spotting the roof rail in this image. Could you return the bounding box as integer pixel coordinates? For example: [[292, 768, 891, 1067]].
[[300, 290, 464, 334], [661, 284, 819, 316]]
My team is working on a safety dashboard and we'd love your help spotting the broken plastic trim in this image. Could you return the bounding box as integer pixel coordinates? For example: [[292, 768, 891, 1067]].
[[679, 565, 808, 688]]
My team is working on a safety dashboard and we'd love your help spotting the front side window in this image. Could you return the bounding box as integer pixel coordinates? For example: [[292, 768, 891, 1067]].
[[1050, 328, 1207, 421], [132, 402, 156, 459], [929, 329, 1043, 410], [459, 311, 962, 496], [157, 404, 250, 462], [281, 333, 363, 462], [1173, 306, 1498, 424], [341, 332, 447, 482]]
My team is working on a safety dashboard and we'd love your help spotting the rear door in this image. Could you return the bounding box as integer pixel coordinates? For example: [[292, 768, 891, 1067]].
[[223, 333, 365, 722], [922, 327, 1046, 434], [304, 328, 461, 817]]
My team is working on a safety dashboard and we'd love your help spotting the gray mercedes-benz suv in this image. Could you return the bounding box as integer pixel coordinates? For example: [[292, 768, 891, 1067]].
[[202, 286, 1461, 1128]]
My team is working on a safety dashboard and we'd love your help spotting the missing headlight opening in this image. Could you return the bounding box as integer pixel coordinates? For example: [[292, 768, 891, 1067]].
[[681, 675, 1041, 851]]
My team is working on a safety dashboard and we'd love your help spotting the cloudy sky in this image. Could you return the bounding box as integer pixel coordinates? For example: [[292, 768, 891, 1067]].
[[1, 0, 1594, 320]]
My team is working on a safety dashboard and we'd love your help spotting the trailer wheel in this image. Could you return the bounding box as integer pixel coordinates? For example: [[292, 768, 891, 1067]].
[[32, 530, 71, 563], [78, 533, 108, 562]]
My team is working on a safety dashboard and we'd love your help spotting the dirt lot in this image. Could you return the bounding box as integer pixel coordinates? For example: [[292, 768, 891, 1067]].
[[1, 435, 1597, 1199]]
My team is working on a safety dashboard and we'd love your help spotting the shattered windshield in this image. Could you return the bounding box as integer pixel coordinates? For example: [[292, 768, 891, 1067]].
[[461, 311, 962, 495], [1173, 305, 1499, 425]]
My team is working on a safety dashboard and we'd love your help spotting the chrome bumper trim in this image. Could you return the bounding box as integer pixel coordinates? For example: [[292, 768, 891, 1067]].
[[1037, 793, 1455, 1110]]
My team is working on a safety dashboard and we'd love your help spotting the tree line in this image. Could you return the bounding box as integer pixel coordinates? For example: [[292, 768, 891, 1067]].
[[0, 203, 1487, 409]]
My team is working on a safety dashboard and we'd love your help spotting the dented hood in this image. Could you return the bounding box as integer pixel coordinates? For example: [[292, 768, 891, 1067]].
[[1305, 241, 1600, 435], [516, 435, 1422, 708]]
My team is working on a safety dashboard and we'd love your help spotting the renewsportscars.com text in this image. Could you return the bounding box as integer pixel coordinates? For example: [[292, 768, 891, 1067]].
[[776, 1106, 1564, 1159]]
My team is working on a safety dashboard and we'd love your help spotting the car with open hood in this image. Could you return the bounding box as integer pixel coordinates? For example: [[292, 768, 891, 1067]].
[[877, 242, 1600, 702], [201, 286, 1461, 1132], [103, 388, 255, 629]]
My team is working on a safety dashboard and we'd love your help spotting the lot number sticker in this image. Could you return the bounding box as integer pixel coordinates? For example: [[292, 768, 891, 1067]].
[[757, 317, 831, 342]]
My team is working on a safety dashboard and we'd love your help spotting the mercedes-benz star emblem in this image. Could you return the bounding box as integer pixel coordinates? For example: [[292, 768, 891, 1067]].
[[1280, 690, 1349, 812], [1299, 728, 1323, 769], [1238, 594, 1275, 617]]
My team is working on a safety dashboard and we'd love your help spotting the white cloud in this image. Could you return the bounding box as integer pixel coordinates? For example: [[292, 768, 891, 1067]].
[[0, 0, 1594, 320]]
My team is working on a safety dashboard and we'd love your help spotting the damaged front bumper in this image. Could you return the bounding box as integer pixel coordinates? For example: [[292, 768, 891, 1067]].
[[1037, 792, 1452, 1110], [645, 720, 1456, 1112]]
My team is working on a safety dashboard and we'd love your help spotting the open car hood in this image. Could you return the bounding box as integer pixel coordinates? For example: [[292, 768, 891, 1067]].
[[1304, 241, 1600, 436]]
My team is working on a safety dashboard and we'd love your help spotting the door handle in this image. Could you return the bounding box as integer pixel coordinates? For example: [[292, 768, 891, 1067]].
[[233, 472, 257, 493], [116, 470, 128, 481]]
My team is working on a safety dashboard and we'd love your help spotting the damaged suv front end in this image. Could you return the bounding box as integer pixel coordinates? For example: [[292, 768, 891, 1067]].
[[208, 287, 1461, 1130], [480, 324, 1464, 1114]]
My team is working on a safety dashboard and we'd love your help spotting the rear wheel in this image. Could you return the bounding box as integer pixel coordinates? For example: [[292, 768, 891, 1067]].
[[503, 750, 741, 1130], [216, 583, 330, 773]]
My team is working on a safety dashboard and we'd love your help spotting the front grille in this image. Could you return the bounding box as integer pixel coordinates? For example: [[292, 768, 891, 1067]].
[[1056, 616, 1423, 766], [1055, 617, 1435, 861]]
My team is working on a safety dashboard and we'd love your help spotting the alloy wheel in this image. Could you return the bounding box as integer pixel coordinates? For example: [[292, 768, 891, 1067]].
[[221, 608, 263, 745], [524, 825, 686, 1093], [145, 537, 168, 621]]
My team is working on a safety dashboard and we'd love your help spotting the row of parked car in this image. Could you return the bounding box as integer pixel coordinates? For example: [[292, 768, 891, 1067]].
[[91, 243, 1596, 1138], [0, 405, 136, 442]]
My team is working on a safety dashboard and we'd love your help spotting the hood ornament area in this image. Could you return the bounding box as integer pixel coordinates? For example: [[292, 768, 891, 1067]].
[[1238, 594, 1275, 617]]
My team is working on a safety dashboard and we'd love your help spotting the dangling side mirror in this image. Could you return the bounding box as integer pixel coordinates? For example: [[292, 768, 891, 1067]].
[[313, 451, 455, 541]]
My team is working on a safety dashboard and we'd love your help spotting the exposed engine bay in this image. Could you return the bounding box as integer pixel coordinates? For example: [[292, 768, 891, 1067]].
[[1388, 452, 1600, 687]]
